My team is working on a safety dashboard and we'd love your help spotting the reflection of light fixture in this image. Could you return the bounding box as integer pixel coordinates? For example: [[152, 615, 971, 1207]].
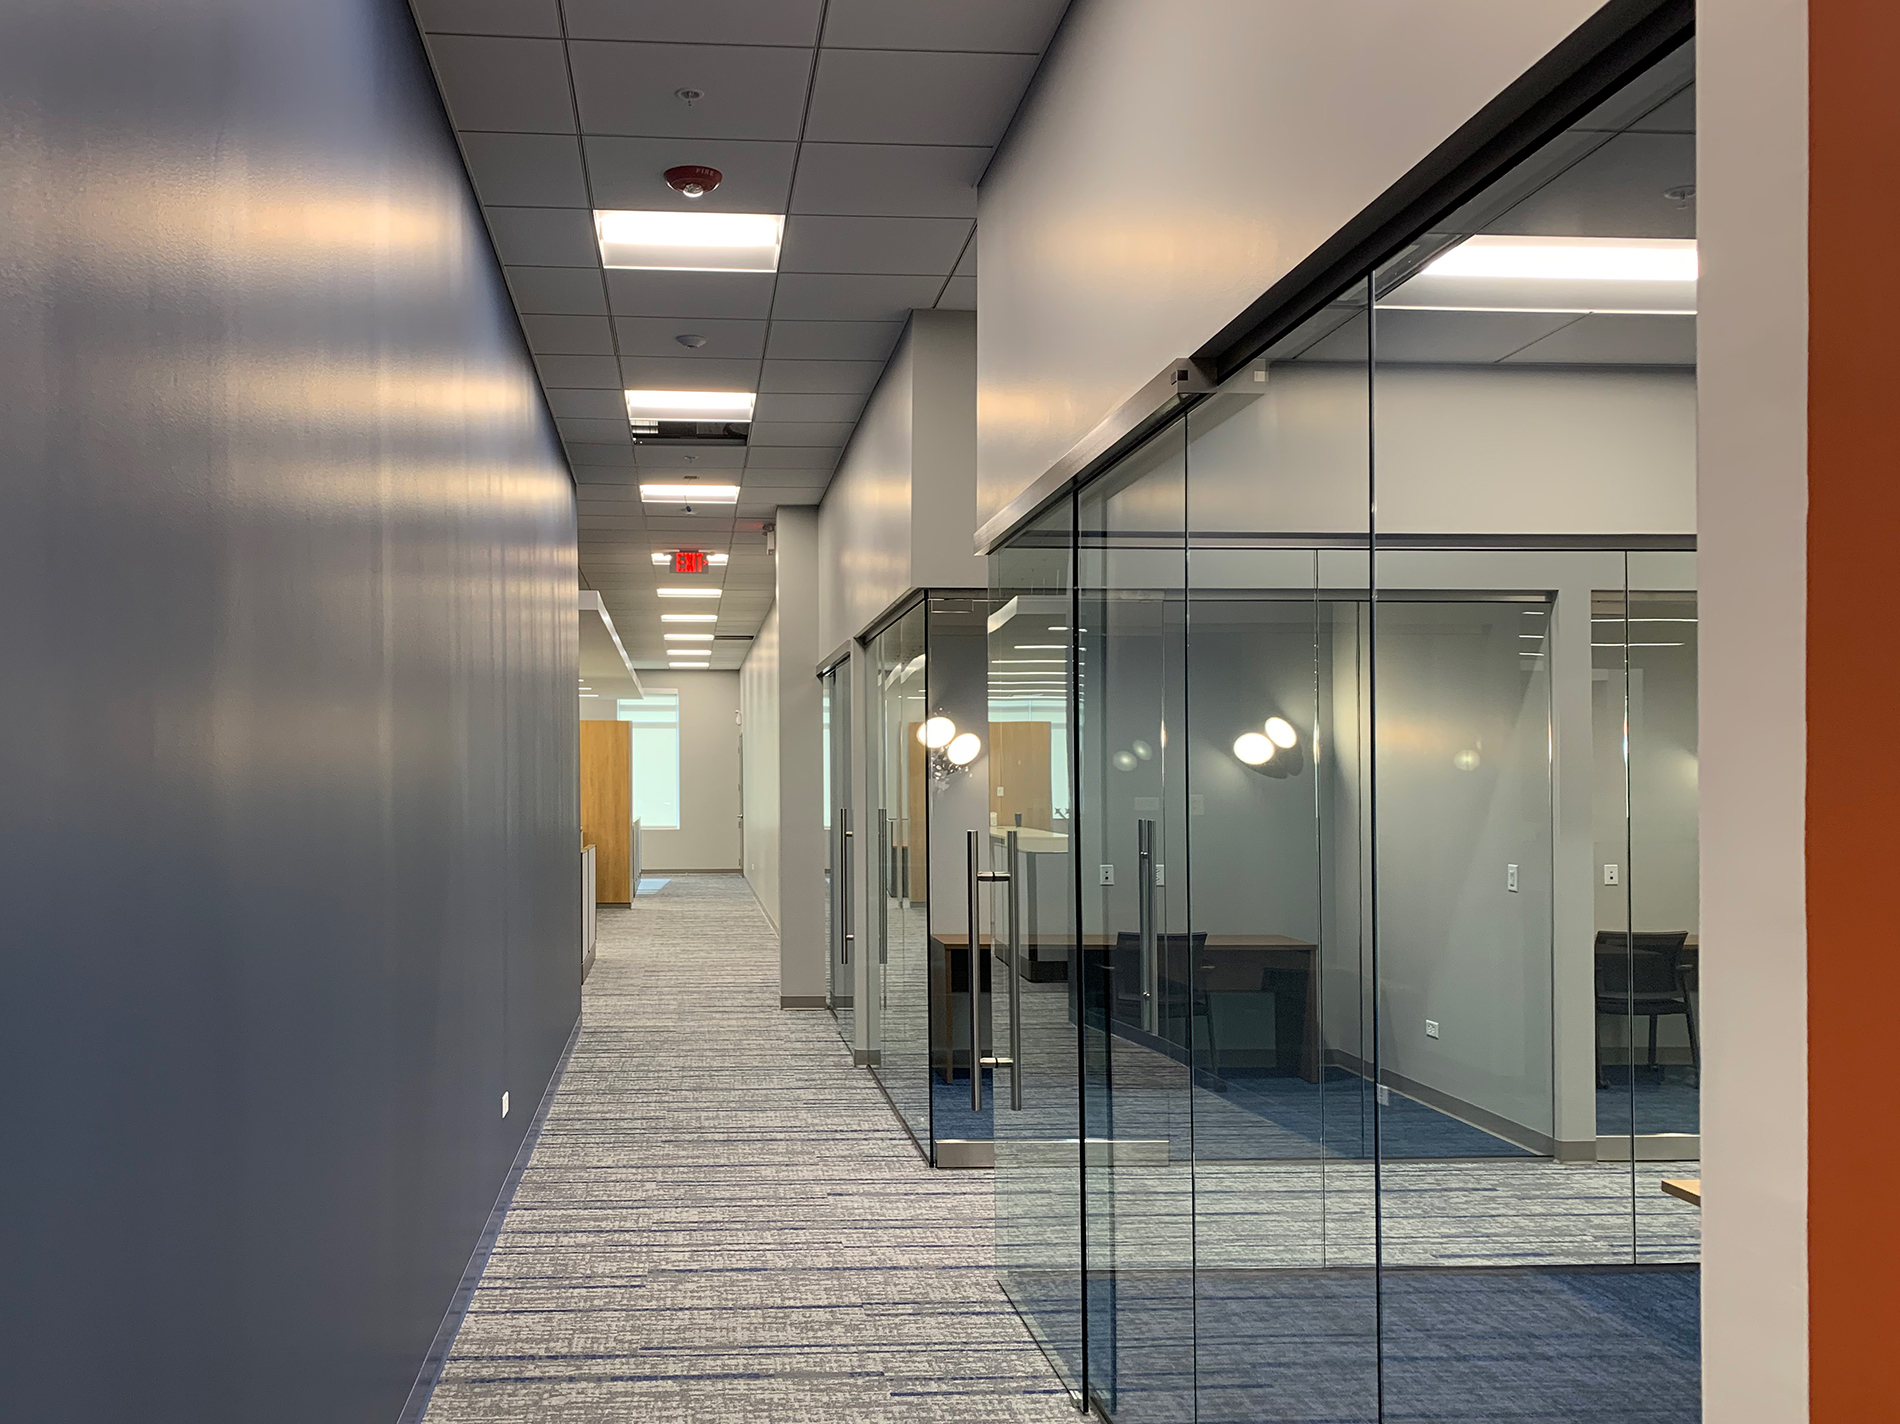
[[1234, 733, 1275, 766], [1131, 739, 1154, 761], [656, 588, 721, 598], [670, 662, 709, 669], [663, 613, 717, 623], [1453, 749, 1481, 772], [1423, 236, 1697, 282], [1264, 717, 1298, 749], [947, 732, 981, 766], [918, 716, 956, 748], [664, 633, 713, 641], [1113, 751, 1138, 772]]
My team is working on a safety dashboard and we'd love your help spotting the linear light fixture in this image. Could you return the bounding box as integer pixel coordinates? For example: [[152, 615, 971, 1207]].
[[640, 483, 741, 505], [662, 613, 717, 623], [1424, 235, 1697, 281], [597, 210, 783, 272], [626, 390, 755, 422], [669, 662, 710, 669], [656, 587, 721, 599], [664, 633, 714, 641]]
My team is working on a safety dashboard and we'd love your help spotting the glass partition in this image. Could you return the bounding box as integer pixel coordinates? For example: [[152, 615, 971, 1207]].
[[870, 602, 930, 1147], [824, 658, 855, 1046], [983, 34, 1699, 1423]]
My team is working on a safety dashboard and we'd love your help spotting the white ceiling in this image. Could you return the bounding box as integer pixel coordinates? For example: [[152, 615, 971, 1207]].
[[412, 0, 1069, 667]]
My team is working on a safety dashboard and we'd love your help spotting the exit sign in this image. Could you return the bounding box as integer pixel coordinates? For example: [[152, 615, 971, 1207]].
[[672, 550, 708, 574]]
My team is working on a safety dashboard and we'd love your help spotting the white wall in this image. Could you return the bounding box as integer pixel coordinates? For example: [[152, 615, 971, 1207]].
[[977, 0, 1608, 523], [741, 605, 782, 926], [640, 672, 742, 872], [818, 309, 983, 654], [774, 509, 827, 1003], [1699, 0, 1810, 1417]]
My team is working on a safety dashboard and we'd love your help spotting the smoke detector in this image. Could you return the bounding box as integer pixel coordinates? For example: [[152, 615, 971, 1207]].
[[664, 165, 723, 199]]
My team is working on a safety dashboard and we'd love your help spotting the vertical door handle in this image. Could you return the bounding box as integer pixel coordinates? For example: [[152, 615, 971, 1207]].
[[1138, 818, 1157, 1034], [969, 829, 1014, 1111], [839, 808, 853, 964]]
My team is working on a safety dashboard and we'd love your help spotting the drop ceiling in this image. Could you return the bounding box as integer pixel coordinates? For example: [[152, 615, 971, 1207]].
[[411, 0, 1070, 669]]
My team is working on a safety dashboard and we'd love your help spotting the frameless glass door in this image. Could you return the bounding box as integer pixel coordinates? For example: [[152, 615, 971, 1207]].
[[825, 659, 855, 1044], [988, 500, 1087, 1404], [871, 603, 931, 1149]]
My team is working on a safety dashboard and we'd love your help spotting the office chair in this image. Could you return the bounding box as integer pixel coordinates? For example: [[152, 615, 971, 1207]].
[[1594, 930, 1697, 1087]]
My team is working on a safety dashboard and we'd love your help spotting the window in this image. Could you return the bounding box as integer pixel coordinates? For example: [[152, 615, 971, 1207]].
[[617, 692, 680, 829]]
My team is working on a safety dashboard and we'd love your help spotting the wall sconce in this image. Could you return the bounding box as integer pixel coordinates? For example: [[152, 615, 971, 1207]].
[[917, 715, 980, 783]]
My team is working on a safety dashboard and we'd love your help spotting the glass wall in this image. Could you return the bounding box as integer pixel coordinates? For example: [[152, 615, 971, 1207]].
[[823, 658, 855, 1046], [870, 603, 931, 1146], [986, 37, 1700, 1424]]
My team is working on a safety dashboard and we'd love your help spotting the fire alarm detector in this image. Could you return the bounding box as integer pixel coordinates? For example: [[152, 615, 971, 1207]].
[[664, 165, 723, 199]]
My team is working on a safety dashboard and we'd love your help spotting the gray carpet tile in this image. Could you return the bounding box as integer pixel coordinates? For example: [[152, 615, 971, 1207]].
[[423, 874, 1078, 1424]]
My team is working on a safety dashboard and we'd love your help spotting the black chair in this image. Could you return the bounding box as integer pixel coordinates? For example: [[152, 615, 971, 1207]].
[[1594, 930, 1697, 1086]]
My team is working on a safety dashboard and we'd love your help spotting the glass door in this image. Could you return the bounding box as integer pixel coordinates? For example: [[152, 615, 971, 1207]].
[[825, 658, 856, 1044], [988, 500, 1087, 1405], [871, 602, 931, 1149]]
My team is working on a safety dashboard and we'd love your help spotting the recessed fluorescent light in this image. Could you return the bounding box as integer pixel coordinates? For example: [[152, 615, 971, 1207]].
[[664, 633, 714, 641], [626, 390, 755, 422], [1424, 236, 1697, 282], [669, 662, 710, 669], [662, 613, 717, 623], [640, 482, 741, 504], [596, 210, 783, 272], [656, 588, 721, 599]]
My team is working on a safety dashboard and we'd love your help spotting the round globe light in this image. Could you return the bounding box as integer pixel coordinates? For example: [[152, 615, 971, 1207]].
[[946, 731, 982, 766], [1264, 716, 1298, 749], [918, 715, 957, 749], [1234, 733, 1275, 766], [1112, 750, 1138, 772]]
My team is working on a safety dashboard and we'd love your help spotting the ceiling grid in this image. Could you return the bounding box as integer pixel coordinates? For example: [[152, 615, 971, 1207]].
[[412, 0, 1070, 668]]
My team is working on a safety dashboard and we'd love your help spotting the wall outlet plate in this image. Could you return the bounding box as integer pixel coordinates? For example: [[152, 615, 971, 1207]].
[[1425, 1020, 1440, 1039], [1376, 1085, 1391, 1107], [1507, 863, 1519, 893], [1154, 864, 1165, 886], [1098, 864, 1115, 886], [1604, 863, 1620, 886], [501, 1091, 511, 1118]]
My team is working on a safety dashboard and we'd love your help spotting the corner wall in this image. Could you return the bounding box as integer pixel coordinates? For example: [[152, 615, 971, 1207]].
[[0, 1, 579, 1417]]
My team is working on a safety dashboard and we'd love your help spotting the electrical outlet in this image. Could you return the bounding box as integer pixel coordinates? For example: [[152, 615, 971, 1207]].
[[1425, 1020, 1440, 1039], [1507, 863, 1519, 893], [1098, 864, 1115, 886], [1603, 863, 1620, 886], [1376, 1085, 1391, 1107], [501, 1091, 510, 1118], [1155, 864, 1165, 887]]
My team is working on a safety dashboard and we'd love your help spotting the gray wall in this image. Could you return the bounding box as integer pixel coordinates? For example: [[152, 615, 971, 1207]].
[[0, 2, 580, 1419], [976, 0, 1608, 522]]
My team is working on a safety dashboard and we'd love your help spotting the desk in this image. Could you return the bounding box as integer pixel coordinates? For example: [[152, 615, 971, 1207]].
[[1661, 1177, 1701, 1207], [929, 931, 1320, 1085]]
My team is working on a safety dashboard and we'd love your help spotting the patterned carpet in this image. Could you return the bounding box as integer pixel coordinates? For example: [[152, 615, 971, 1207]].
[[421, 874, 1078, 1424]]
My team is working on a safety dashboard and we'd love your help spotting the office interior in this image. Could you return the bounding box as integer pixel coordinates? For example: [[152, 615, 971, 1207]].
[[9, 0, 1863, 1419]]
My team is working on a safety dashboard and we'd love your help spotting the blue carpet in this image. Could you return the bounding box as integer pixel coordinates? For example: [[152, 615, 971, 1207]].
[[931, 1069, 995, 1141], [1071, 1265, 1697, 1423], [1210, 1069, 1534, 1160], [1596, 1067, 1699, 1136]]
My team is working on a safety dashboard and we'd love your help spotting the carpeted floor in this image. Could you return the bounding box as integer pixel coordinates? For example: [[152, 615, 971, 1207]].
[[421, 874, 1078, 1424]]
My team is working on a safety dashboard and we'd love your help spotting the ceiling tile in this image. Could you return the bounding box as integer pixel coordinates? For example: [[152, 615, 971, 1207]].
[[426, 36, 575, 133], [607, 269, 777, 319], [752, 392, 866, 423], [564, 0, 824, 46], [803, 49, 1039, 146], [745, 446, 843, 468], [789, 142, 984, 218], [747, 421, 856, 447], [484, 207, 599, 267], [619, 355, 760, 389], [1356, 309, 1581, 364], [763, 320, 902, 361], [558, 416, 637, 443], [1491, 132, 1696, 240], [459, 133, 589, 207], [506, 265, 609, 315], [584, 136, 796, 212], [759, 359, 884, 394], [415, 0, 562, 36], [569, 42, 813, 141], [769, 273, 942, 321], [537, 356, 624, 391], [521, 313, 616, 355], [615, 316, 768, 359], [952, 234, 977, 277], [935, 275, 975, 310], [564, 441, 636, 467], [634, 446, 747, 469], [820, 0, 1068, 53], [548, 388, 629, 419], [780, 215, 971, 275]]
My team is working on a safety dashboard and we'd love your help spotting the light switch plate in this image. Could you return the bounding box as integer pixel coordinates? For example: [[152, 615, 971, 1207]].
[[1376, 1085, 1391, 1107], [1155, 864, 1165, 886], [1507, 863, 1519, 893], [1098, 864, 1115, 886], [501, 1091, 510, 1118], [1604, 863, 1620, 886], [1425, 1020, 1440, 1039]]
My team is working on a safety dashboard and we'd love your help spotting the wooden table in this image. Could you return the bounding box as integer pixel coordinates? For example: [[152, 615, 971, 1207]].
[[929, 931, 1321, 1084], [1661, 1177, 1701, 1207]]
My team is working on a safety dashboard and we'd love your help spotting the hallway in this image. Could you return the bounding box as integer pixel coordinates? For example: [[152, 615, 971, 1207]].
[[421, 875, 1076, 1424]]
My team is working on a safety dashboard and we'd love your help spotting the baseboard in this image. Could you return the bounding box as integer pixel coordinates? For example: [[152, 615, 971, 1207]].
[[780, 995, 826, 1009], [1328, 1050, 1553, 1157], [1598, 1132, 1700, 1161], [935, 1139, 995, 1169], [396, 1015, 580, 1424]]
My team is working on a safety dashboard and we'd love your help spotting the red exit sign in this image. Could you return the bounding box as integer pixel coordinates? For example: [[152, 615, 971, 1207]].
[[672, 550, 708, 574]]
